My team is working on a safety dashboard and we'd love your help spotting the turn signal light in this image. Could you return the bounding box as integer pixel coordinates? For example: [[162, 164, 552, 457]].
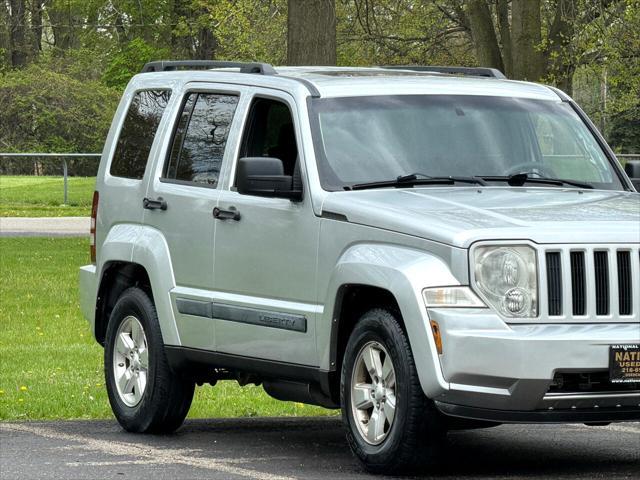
[[430, 320, 443, 355]]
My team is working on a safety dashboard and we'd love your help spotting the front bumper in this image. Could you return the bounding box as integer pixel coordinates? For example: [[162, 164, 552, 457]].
[[427, 308, 640, 421], [435, 402, 640, 423]]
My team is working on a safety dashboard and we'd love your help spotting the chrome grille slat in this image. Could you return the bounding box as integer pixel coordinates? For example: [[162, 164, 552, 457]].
[[585, 249, 597, 317], [560, 250, 574, 319], [542, 245, 639, 322]]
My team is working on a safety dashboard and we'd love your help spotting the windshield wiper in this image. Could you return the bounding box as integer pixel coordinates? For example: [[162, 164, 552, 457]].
[[480, 173, 593, 189], [349, 173, 486, 191]]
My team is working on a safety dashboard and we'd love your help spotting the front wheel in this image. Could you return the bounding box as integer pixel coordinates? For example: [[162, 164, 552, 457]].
[[341, 308, 446, 474], [104, 287, 195, 433]]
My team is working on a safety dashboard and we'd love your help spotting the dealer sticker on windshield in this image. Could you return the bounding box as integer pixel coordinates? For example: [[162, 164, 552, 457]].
[[609, 344, 640, 383]]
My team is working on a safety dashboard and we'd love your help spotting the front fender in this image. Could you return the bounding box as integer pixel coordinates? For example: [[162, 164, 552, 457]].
[[320, 243, 459, 398]]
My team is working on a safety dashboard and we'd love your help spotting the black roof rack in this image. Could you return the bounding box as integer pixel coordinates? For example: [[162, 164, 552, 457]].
[[382, 65, 506, 79], [142, 60, 277, 75], [140, 59, 321, 98]]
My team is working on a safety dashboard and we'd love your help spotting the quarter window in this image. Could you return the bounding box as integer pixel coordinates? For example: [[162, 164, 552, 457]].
[[110, 90, 171, 179], [164, 92, 239, 186]]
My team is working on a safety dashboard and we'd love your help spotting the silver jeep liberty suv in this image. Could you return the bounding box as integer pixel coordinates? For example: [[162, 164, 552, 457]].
[[79, 60, 640, 474]]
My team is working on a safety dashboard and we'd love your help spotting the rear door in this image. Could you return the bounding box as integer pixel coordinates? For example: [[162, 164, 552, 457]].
[[99, 89, 172, 254], [143, 83, 246, 351]]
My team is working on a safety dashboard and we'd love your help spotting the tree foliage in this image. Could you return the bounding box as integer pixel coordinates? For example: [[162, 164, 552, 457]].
[[0, 0, 638, 153], [0, 63, 119, 152]]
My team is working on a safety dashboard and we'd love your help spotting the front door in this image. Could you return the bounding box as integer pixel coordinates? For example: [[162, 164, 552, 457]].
[[213, 90, 320, 366]]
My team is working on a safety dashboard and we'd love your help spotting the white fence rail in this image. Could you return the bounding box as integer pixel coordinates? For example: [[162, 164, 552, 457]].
[[0, 153, 101, 204]]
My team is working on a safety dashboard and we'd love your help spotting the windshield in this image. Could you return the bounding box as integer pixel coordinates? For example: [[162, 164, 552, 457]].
[[309, 95, 624, 191]]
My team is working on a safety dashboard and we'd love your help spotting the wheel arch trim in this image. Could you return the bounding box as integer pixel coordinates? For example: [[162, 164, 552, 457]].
[[96, 224, 180, 346], [320, 243, 454, 397]]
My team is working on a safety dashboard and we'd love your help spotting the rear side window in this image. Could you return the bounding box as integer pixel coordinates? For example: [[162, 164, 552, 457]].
[[110, 90, 171, 179], [164, 92, 239, 186]]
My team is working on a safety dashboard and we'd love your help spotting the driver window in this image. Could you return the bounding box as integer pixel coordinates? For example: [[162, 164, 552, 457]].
[[239, 98, 299, 177]]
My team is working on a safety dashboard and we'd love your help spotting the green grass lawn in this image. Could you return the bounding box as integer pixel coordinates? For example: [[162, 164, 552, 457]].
[[0, 237, 335, 420], [0, 176, 95, 217]]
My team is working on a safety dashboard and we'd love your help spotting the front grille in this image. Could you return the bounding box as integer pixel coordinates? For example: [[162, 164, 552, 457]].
[[543, 246, 639, 320]]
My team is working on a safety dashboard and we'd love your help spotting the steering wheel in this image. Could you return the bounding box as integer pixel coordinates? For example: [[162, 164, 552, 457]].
[[504, 162, 556, 178]]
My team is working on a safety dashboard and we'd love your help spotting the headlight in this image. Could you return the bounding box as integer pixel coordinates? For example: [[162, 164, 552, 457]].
[[473, 245, 537, 317]]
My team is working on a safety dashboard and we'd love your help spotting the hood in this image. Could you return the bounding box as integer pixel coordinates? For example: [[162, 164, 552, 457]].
[[321, 187, 640, 248]]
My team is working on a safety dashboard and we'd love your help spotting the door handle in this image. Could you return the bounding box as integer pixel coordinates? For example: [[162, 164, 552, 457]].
[[213, 206, 241, 221], [143, 197, 168, 210]]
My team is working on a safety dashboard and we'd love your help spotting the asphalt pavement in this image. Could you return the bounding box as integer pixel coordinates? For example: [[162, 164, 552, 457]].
[[0, 217, 89, 236], [1, 417, 639, 480]]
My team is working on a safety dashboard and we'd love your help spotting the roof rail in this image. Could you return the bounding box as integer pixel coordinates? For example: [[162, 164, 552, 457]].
[[382, 65, 506, 79], [141, 59, 321, 98], [141, 60, 277, 75]]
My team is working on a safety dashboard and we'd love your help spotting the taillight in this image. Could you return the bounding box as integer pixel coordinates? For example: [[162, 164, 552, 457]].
[[90, 191, 99, 263]]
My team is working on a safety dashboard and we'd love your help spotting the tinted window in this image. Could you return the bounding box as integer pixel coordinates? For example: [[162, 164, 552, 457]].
[[110, 90, 171, 179], [164, 92, 239, 186], [241, 98, 298, 176]]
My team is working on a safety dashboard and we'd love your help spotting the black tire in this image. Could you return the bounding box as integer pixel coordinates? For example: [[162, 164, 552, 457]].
[[104, 287, 195, 433], [341, 308, 446, 474]]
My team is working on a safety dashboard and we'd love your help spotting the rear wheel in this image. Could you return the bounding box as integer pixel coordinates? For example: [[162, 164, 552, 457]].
[[104, 287, 194, 433], [341, 308, 446, 474]]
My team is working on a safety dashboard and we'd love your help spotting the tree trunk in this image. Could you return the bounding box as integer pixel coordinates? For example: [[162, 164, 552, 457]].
[[287, 0, 336, 65], [496, 0, 513, 77], [465, 0, 504, 72], [31, 0, 43, 53], [9, 0, 28, 67], [195, 27, 216, 60], [171, 0, 194, 58], [47, 4, 80, 50], [511, 0, 544, 81], [546, 0, 576, 95], [0, 1, 10, 65]]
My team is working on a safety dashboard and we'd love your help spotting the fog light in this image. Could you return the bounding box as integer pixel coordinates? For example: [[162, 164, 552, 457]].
[[503, 288, 528, 314]]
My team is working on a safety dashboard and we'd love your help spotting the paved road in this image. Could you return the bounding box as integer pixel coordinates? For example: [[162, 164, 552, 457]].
[[1, 418, 638, 479], [0, 217, 89, 236]]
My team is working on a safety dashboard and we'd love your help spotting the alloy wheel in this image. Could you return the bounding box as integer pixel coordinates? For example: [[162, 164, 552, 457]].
[[112, 315, 149, 407]]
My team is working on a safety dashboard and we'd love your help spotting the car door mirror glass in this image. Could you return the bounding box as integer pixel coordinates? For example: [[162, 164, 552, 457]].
[[236, 157, 302, 201]]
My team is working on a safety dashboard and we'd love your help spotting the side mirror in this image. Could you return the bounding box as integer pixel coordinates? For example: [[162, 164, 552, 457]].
[[236, 157, 302, 201], [624, 160, 640, 179]]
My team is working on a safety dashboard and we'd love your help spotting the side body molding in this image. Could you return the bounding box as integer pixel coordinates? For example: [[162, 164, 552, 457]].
[[319, 243, 460, 398], [98, 224, 180, 346]]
